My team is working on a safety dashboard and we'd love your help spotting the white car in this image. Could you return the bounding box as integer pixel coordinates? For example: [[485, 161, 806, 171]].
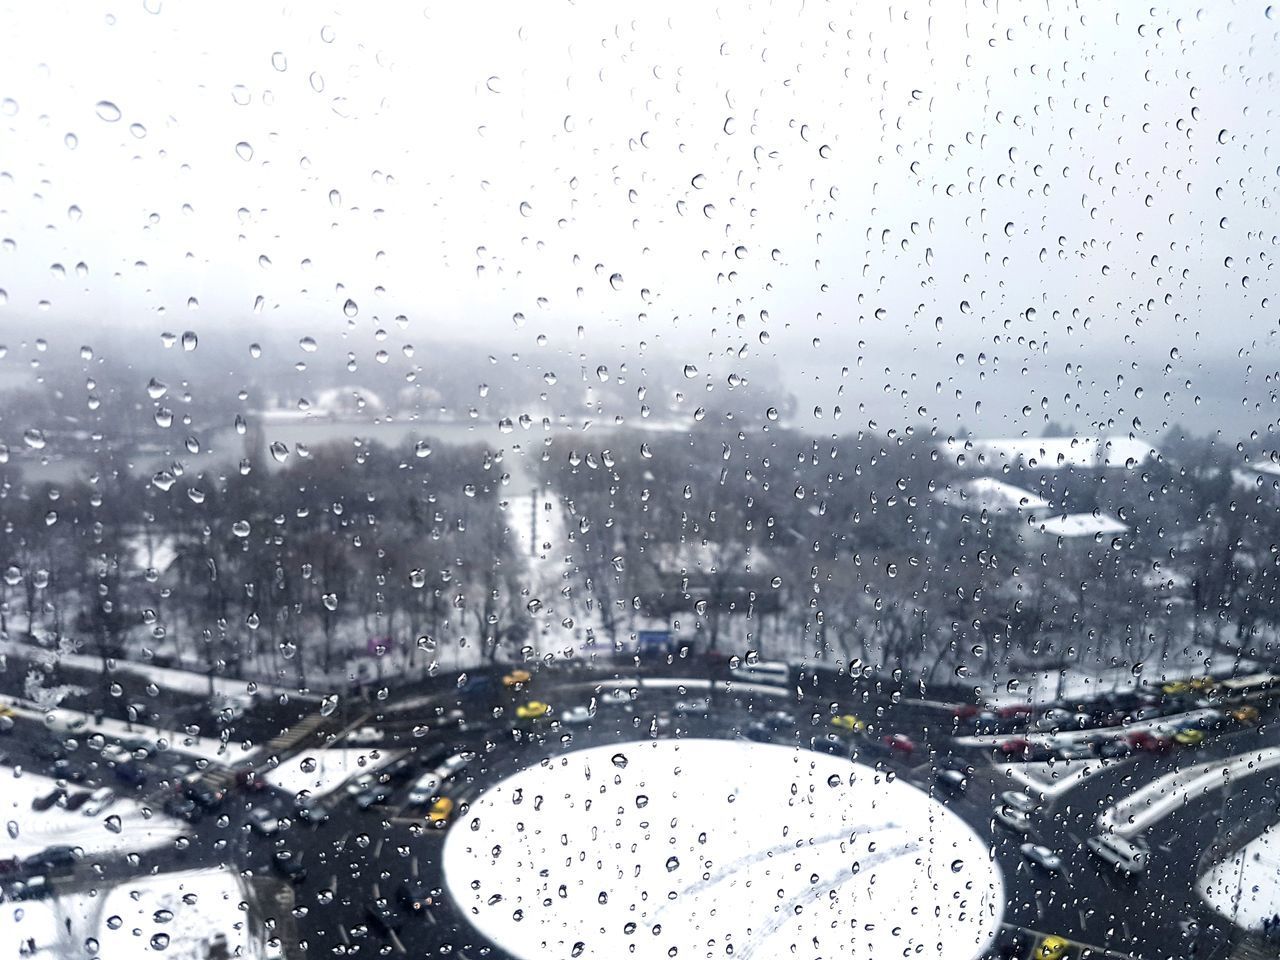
[[81, 787, 115, 817], [1019, 843, 1063, 872], [994, 806, 1032, 834], [408, 772, 443, 807], [1086, 834, 1147, 874], [99, 744, 130, 766], [247, 807, 280, 836], [673, 699, 707, 716], [998, 790, 1038, 813], [345, 772, 379, 797], [346, 726, 385, 746], [408, 752, 475, 806], [599, 689, 632, 707], [560, 705, 592, 725]]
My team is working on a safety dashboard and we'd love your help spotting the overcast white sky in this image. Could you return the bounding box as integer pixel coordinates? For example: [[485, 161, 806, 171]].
[[1, 0, 1277, 434]]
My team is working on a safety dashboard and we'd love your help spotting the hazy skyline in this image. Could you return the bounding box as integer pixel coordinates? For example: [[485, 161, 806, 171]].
[[1, 0, 1277, 438]]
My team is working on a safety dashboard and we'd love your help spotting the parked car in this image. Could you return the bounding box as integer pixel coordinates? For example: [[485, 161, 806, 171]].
[[396, 878, 435, 915], [934, 769, 968, 793], [294, 801, 330, 826], [346, 726, 385, 746], [560, 705, 592, 725], [247, 807, 280, 836], [164, 796, 201, 822], [32, 787, 67, 812], [998, 791, 1039, 813], [114, 762, 147, 787], [994, 806, 1032, 834], [355, 784, 392, 810], [743, 720, 773, 743], [271, 850, 307, 884], [1019, 843, 1064, 872], [1127, 730, 1174, 753], [882, 734, 916, 756], [808, 733, 850, 756], [63, 789, 94, 812], [81, 787, 116, 817]]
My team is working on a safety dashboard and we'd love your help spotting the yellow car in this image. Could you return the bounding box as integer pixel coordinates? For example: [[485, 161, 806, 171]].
[[1174, 728, 1205, 747], [516, 700, 550, 720], [502, 669, 532, 688], [1231, 705, 1260, 725], [1036, 936, 1069, 960], [0, 705, 14, 718], [830, 714, 865, 733], [1161, 680, 1190, 695], [428, 796, 454, 824], [1190, 676, 1218, 692]]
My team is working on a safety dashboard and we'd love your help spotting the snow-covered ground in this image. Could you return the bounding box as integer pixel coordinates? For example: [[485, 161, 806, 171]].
[[1, 768, 186, 859], [264, 747, 399, 799], [0, 867, 256, 959], [1199, 823, 1280, 932], [444, 738, 1003, 960]]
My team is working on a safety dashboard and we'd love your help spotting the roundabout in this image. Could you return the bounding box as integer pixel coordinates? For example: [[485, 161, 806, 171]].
[[443, 738, 1004, 960]]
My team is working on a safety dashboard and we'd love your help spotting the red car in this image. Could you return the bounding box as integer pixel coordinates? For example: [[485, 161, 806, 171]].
[[997, 737, 1030, 756], [996, 705, 1033, 720], [952, 704, 981, 721], [1127, 730, 1173, 753], [883, 734, 916, 756]]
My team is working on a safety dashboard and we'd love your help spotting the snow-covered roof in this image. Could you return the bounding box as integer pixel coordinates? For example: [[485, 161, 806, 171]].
[[935, 477, 1050, 513], [1034, 513, 1128, 538], [941, 435, 1158, 470]]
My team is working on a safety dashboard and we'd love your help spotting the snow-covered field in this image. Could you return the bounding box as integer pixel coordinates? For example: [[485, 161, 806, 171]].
[[444, 738, 1003, 960], [0, 868, 256, 959], [1199, 823, 1280, 931], [1, 768, 185, 859], [264, 747, 398, 798]]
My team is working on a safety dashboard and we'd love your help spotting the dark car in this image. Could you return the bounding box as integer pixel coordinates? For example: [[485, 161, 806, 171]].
[[271, 850, 307, 884], [33, 740, 66, 763], [396, 878, 435, 915], [2, 876, 51, 901], [32, 787, 67, 812], [184, 781, 225, 811], [808, 733, 850, 756], [114, 762, 147, 787], [365, 899, 403, 934], [23, 845, 78, 874], [385, 757, 417, 783], [295, 802, 331, 827], [51, 759, 90, 783], [355, 784, 393, 810], [163, 796, 201, 822], [120, 737, 158, 759], [934, 769, 968, 793], [743, 720, 772, 743], [63, 790, 94, 812]]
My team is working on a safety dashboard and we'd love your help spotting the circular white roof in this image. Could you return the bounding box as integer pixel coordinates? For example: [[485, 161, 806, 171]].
[[443, 738, 1003, 960]]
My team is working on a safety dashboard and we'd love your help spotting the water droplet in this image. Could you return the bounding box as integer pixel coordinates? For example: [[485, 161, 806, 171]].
[[104, 814, 122, 833], [95, 101, 121, 122], [320, 695, 339, 716], [343, 299, 358, 317], [232, 520, 251, 538], [235, 141, 254, 161]]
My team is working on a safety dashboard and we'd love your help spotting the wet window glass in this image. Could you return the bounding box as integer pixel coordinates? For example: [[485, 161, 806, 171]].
[[0, 3, 1277, 959]]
